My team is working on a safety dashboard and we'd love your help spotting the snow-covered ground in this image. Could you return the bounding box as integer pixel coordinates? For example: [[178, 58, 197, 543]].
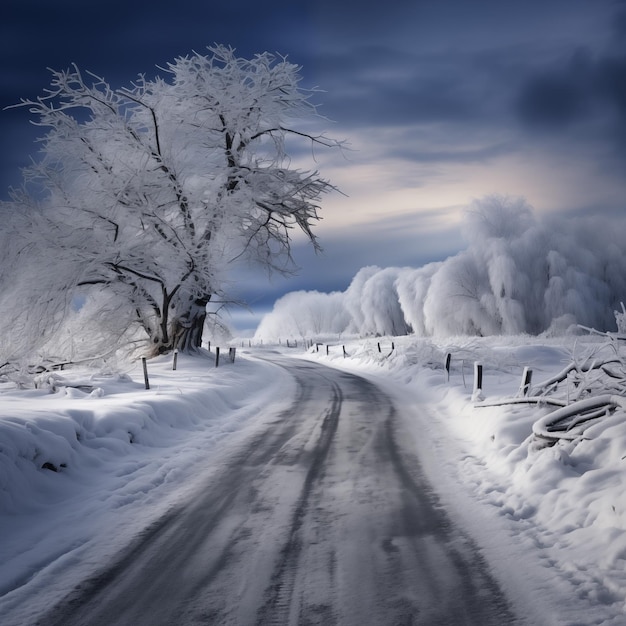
[[0, 351, 296, 625], [305, 334, 626, 625], [2, 336, 626, 624]]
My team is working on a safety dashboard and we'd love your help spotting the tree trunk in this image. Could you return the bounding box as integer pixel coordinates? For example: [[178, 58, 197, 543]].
[[170, 297, 210, 353]]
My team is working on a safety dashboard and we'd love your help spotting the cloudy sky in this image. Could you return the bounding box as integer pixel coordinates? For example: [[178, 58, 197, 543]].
[[2, 0, 625, 333]]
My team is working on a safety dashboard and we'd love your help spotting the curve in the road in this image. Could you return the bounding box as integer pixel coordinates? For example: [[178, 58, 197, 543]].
[[41, 355, 518, 626]]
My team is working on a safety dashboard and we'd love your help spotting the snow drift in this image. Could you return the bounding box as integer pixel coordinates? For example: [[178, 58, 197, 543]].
[[255, 196, 626, 340]]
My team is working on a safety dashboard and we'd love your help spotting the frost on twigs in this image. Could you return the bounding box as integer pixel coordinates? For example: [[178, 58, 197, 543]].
[[525, 325, 626, 443]]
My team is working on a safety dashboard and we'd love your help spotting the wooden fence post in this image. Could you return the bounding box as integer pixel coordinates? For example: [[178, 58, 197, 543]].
[[326, 345, 329, 355], [229, 347, 236, 363], [377, 342, 381, 353], [141, 357, 150, 390], [473, 362, 483, 397], [445, 353, 451, 382], [172, 349, 178, 371], [520, 367, 533, 396], [343, 345, 347, 358], [215, 346, 220, 368]]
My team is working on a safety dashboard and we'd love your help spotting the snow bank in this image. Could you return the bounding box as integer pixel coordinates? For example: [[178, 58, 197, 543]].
[[255, 196, 626, 341], [305, 334, 626, 624], [0, 351, 294, 625], [0, 354, 272, 513]]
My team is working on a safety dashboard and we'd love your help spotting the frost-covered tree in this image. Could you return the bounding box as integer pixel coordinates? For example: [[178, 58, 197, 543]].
[[254, 290, 350, 340], [255, 195, 626, 341], [4, 45, 341, 357], [344, 267, 412, 336]]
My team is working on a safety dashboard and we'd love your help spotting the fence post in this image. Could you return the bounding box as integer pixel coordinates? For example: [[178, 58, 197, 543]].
[[141, 357, 150, 390], [326, 345, 329, 356], [343, 345, 347, 358], [473, 362, 483, 398], [444, 353, 451, 382], [377, 342, 381, 353], [229, 347, 236, 363], [520, 367, 533, 396], [215, 346, 220, 368], [172, 349, 178, 371]]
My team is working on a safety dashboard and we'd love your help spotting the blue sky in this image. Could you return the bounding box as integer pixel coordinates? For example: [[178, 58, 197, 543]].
[[2, 0, 625, 333]]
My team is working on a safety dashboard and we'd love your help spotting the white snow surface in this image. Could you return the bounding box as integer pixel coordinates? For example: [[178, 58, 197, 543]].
[[305, 334, 626, 625], [2, 338, 626, 624], [0, 351, 296, 625]]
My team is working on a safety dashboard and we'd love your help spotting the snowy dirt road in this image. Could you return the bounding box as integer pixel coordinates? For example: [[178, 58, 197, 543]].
[[41, 356, 517, 626]]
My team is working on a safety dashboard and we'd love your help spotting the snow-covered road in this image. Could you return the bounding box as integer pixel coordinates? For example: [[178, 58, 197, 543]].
[[41, 356, 516, 626]]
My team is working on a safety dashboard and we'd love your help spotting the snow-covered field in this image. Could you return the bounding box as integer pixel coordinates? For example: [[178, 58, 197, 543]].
[[2, 335, 626, 624]]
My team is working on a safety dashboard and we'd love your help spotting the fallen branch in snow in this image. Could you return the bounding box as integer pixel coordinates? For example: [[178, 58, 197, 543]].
[[475, 397, 568, 409], [577, 325, 626, 341], [532, 395, 626, 442], [533, 358, 623, 396], [470, 329, 626, 444]]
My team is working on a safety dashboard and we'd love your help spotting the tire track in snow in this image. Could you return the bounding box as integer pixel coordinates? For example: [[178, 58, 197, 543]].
[[256, 378, 342, 625], [39, 355, 519, 626]]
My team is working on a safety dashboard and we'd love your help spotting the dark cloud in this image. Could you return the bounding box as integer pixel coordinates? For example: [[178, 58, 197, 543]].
[[310, 46, 499, 129], [597, 55, 626, 119], [610, 8, 626, 47], [516, 58, 592, 129], [0, 0, 312, 104], [514, 43, 626, 160]]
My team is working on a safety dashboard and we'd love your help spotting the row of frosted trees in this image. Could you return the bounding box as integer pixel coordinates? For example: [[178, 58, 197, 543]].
[[255, 196, 626, 341]]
